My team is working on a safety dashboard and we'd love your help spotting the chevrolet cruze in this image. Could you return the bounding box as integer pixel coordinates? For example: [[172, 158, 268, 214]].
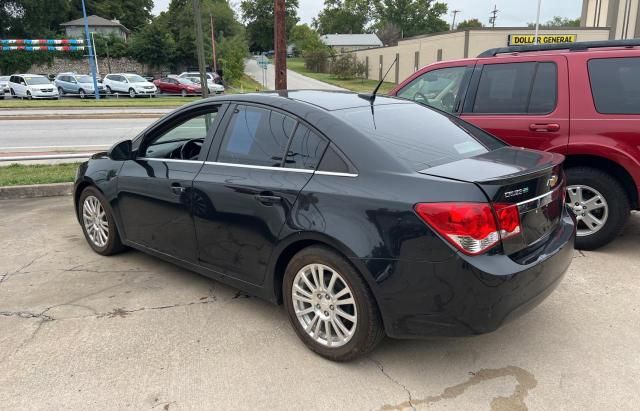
[[74, 91, 575, 361]]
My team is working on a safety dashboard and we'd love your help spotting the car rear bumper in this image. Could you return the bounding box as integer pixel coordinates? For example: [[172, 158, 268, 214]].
[[376, 206, 576, 339]]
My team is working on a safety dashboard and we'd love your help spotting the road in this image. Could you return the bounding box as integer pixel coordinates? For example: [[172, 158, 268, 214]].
[[245, 58, 346, 91], [1, 196, 639, 410], [0, 118, 156, 153]]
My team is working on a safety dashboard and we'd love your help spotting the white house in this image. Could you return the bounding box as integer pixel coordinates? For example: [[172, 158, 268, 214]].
[[320, 34, 383, 53], [61, 15, 131, 41]]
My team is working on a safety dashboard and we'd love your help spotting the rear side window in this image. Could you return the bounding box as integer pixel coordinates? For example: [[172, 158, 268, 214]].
[[472, 62, 557, 114], [588, 57, 640, 114], [284, 124, 328, 170], [341, 104, 504, 171], [217, 105, 295, 167]]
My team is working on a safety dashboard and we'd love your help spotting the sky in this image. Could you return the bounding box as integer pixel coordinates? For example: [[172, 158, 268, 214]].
[[152, 0, 583, 28]]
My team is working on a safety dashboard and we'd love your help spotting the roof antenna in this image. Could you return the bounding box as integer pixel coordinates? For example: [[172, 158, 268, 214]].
[[358, 55, 398, 104]]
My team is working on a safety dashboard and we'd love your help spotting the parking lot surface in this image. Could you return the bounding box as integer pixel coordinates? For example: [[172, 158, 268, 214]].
[[1, 197, 639, 410]]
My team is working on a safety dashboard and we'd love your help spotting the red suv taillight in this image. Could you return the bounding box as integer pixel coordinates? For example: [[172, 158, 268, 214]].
[[414, 202, 521, 255]]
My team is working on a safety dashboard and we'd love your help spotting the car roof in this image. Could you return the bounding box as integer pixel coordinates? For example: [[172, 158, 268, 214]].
[[215, 90, 412, 111]]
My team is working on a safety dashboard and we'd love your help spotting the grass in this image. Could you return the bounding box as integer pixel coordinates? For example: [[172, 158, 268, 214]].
[[287, 58, 396, 94], [0, 74, 264, 109], [0, 163, 80, 186]]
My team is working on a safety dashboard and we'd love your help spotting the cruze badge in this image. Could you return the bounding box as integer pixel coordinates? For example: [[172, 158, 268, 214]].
[[547, 174, 559, 188], [504, 187, 529, 198]]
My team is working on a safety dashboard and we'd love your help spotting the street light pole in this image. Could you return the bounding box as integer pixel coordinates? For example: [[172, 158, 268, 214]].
[[534, 0, 542, 44], [451, 10, 461, 30], [192, 0, 209, 98], [81, 0, 100, 100]]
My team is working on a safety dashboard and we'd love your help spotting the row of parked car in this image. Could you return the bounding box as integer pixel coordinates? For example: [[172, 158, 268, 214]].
[[0, 71, 224, 100]]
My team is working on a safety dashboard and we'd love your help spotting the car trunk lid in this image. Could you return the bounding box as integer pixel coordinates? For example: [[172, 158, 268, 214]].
[[419, 147, 566, 255]]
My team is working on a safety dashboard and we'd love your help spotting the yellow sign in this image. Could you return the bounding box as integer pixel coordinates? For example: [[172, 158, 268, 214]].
[[508, 34, 577, 46]]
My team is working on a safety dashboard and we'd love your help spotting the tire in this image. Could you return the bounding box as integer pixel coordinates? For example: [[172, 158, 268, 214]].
[[78, 186, 126, 256], [105, 86, 112, 94], [26, 91, 32, 100], [181, 89, 187, 97], [128, 88, 136, 98], [10, 89, 15, 98], [57, 87, 65, 95], [283, 246, 384, 361], [79, 89, 86, 99], [565, 167, 630, 250]]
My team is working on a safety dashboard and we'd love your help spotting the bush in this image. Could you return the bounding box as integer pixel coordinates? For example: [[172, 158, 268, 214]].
[[331, 54, 366, 79], [303, 47, 330, 72], [218, 35, 249, 83]]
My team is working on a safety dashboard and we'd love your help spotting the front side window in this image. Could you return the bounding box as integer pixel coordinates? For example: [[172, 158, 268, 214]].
[[142, 109, 219, 160], [588, 57, 640, 114], [217, 105, 295, 167], [397, 66, 467, 113], [472, 62, 557, 114]]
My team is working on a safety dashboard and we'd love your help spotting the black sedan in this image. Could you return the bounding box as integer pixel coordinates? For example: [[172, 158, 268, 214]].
[[74, 91, 575, 361]]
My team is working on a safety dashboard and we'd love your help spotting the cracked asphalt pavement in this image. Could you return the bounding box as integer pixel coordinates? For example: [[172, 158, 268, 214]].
[[1, 197, 639, 410]]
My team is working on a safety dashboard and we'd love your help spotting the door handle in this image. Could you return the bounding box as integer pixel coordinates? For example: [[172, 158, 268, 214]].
[[529, 123, 560, 132], [170, 183, 186, 195], [255, 192, 282, 205]]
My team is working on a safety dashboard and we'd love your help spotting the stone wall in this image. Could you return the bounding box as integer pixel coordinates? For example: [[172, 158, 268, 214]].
[[28, 57, 148, 76]]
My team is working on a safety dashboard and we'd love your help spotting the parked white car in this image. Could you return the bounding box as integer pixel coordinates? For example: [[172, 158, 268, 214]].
[[0, 76, 10, 99], [179, 72, 224, 93], [8, 74, 59, 99], [184, 76, 224, 94], [103, 73, 157, 98]]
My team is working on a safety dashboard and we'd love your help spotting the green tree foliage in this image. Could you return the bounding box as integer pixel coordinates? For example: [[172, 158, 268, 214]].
[[290, 24, 319, 54], [70, 0, 154, 31], [331, 53, 366, 79], [456, 18, 484, 30], [313, 0, 371, 35], [1, 0, 73, 37], [527, 16, 581, 28], [92, 33, 128, 58], [372, 0, 448, 39], [217, 34, 248, 82], [128, 21, 176, 69], [240, 0, 299, 52]]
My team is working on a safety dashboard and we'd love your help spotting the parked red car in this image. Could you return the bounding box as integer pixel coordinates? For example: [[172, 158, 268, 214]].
[[390, 40, 640, 250], [153, 77, 201, 96]]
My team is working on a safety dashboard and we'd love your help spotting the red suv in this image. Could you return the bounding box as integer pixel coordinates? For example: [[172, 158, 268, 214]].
[[390, 40, 640, 250]]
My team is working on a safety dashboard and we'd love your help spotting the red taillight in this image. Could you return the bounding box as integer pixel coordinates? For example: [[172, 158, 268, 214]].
[[414, 202, 521, 256]]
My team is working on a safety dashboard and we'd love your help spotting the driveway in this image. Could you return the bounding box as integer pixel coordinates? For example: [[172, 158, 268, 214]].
[[244, 58, 346, 91], [1, 197, 639, 410]]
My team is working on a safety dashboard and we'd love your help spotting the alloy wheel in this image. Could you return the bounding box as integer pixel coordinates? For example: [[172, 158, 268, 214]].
[[292, 263, 357, 347], [82, 195, 109, 248], [566, 185, 609, 237], [129, 89, 136, 98]]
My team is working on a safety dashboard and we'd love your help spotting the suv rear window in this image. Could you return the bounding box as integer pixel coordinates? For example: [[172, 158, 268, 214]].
[[340, 104, 504, 170], [472, 62, 557, 114], [588, 57, 640, 114]]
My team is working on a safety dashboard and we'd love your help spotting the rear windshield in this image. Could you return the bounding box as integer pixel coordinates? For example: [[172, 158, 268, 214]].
[[339, 103, 504, 170]]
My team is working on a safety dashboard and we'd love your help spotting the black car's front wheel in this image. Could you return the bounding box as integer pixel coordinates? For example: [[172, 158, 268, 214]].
[[283, 246, 384, 361], [78, 186, 125, 255]]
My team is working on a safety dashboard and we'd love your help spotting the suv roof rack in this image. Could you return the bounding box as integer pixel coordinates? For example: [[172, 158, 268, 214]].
[[478, 39, 640, 58]]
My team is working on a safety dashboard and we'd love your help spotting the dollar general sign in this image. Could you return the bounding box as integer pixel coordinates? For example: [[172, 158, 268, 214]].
[[508, 34, 577, 46]]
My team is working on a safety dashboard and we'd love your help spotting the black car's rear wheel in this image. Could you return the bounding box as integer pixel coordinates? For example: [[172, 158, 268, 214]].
[[78, 186, 125, 256], [283, 246, 384, 361], [565, 167, 630, 250]]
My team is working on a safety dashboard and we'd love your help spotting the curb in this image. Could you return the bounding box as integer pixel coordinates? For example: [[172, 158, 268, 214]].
[[0, 182, 73, 200]]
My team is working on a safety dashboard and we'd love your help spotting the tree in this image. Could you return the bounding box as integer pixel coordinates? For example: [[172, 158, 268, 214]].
[[527, 16, 581, 28], [312, 0, 371, 35], [240, 0, 299, 52], [456, 18, 483, 30], [93, 33, 128, 58], [217, 35, 248, 82], [1, 0, 74, 37], [290, 24, 318, 53], [128, 21, 176, 69], [372, 0, 448, 39], [70, 0, 154, 31]]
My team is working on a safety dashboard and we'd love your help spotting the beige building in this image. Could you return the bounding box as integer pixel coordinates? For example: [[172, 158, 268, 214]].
[[351, 27, 611, 84], [581, 0, 640, 39], [61, 15, 131, 42]]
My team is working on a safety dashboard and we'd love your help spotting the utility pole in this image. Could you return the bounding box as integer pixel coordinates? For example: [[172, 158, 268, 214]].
[[210, 14, 218, 73], [81, 0, 100, 100], [192, 0, 209, 98], [451, 10, 461, 30], [489, 5, 499, 28], [533, 0, 542, 44], [274, 0, 287, 90]]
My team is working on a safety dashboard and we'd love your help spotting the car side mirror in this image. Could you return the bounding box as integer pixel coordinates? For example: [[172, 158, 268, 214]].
[[108, 140, 133, 161]]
